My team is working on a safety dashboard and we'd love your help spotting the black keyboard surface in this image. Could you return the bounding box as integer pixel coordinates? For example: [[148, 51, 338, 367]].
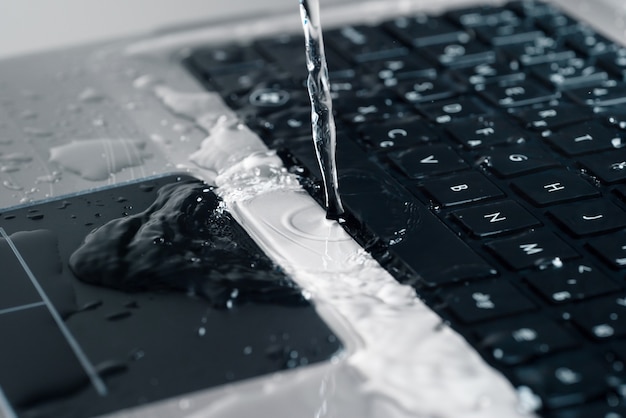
[[185, 1, 626, 416]]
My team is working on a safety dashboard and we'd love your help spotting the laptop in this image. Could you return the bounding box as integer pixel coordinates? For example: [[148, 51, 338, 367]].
[[2, 0, 626, 416]]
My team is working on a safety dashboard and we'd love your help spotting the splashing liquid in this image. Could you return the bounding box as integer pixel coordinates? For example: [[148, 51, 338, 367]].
[[299, 0, 344, 220]]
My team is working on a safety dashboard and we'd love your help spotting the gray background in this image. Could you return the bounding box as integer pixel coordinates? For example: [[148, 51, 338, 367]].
[[0, 0, 292, 58]]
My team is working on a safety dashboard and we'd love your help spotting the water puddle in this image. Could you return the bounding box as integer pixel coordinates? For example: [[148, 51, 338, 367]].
[[49, 139, 151, 181]]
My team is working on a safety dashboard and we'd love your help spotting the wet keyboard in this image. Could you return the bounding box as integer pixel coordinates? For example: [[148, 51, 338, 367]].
[[185, 1, 626, 416]]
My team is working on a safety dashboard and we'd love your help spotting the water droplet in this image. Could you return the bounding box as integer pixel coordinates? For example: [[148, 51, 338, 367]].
[[27, 212, 44, 220], [243, 346, 253, 355], [198, 327, 206, 337], [2, 180, 22, 191], [106, 311, 132, 321], [78, 88, 105, 103], [19, 109, 37, 120], [133, 74, 160, 89], [92, 118, 106, 127], [36, 171, 62, 184]]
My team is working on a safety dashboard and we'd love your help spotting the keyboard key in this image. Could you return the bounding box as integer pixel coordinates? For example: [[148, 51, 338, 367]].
[[418, 96, 486, 124], [597, 47, 626, 81], [508, 0, 561, 19], [443, 280, 535, 323], [579, 149, 626, 184], [447, 115, 529, 149], [477, 79, 559, 108], [511, 169, 599, 206], [532, 58, 608, 90], [570, 294, 626, 340], [447, 5, 518, 28], [454, 60, 525, 85], [525, 262, 620, 304], [513, 351, 612, 409], [567, 80, 626, 107], [188, 45, 265, 76], [486, 229, 579, 270], [452, 200, 540, 237], [358, 118, 439, 150], [565, 28, 617, 57], [502, 36, 576, 66], [474, 21, 544, 46], [388, 144, 468, 179], [511, 103, 595, 131], [255, 35, 355, 80], [588, 231, 626, 268], [478, 144, 559, 177], [326, 25, 408, 63], [384, 15, 470, 47], [475, 315, 578, 365], [546, 121, 622, 156], [548, 199, 626, 236], [397, 77, 459, 104], [422, 39, 496, 68], [422, 172, 504, 207], [365, 55, 437, 84]]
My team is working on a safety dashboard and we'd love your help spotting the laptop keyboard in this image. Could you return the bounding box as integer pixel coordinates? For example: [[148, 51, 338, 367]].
[[184, 0, 626, 416]]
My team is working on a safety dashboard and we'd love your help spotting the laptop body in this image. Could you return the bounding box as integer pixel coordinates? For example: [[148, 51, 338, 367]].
[[2, 0, 626, 416]]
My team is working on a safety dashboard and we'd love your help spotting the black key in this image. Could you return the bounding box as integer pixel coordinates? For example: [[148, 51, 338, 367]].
[[255, 35, 355, 79], [570, 294, 626, 340], [479, 145, 559, 177], [486, 229, 579, 270], [565, 28, 617, 57], [455, 60, 525, 85], [452, 200, 540, 237], [397, 77, 459, 104], [189, 45, 265, 76], [443, 280, 535, 323], [503, 36, 576, 66], [336, 95, 414, 124], [580, 149, 626, 184], [546, 121, 623, 156], [388, 144, 468, 179], [365, 55, 437, 85], [588, 231, 626, 268], [548, 199, 626, 236], [525, 262, 620, 304], [257, 107, 312, 137], [422, 172, 504, 207], [447, 5, 518, 28], [511, 103, 595, 131], [232, 78, 308, 114], [535, 13, 582, 37], [509, 0, 561, 19], [447, 115, 529, 149], [532, 58, 608, 90], [474, 21, 544, 46], [0, 306, 89, 407], [511, 169, 599, 206], [598, 47, 626, 81], [384, 15, 470, 47], [422, 39, 496, 68], [513, 351, 612, 409], [326, 25, 408, 63], [477, 79, 559, 108], [475, 315, 578, 365], [567, 80, 626, 107], [359, 118, 439, 150], [418, 97, 486, 124]]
